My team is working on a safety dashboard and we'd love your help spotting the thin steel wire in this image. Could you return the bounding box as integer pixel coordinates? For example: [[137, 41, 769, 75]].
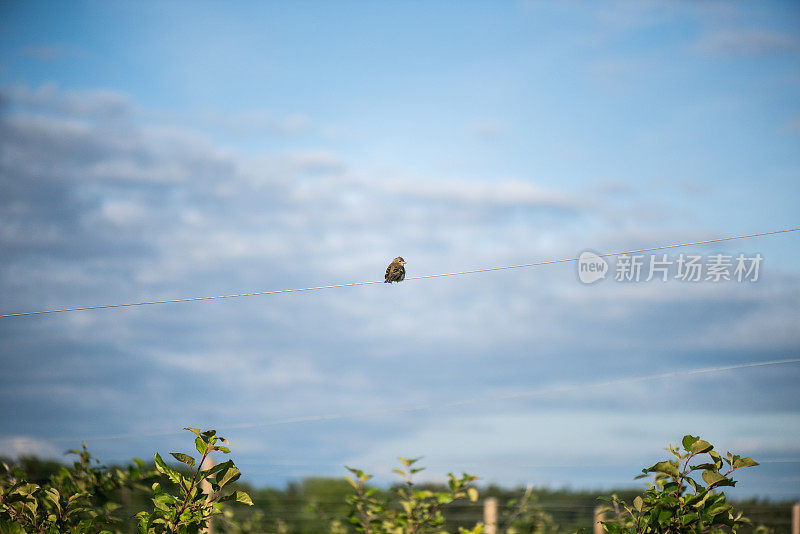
[[2, 227, 798, 318], [40, 357, 800, 443]]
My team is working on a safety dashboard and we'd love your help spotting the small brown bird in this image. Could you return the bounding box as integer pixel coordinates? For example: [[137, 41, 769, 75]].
[[384, 256, 406, 283]]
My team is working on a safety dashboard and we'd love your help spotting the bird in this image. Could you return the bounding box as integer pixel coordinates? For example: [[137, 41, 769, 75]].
[[384, 257, 406, 283]]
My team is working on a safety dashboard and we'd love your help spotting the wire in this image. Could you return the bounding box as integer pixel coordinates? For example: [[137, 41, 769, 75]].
[[38, 357, 800, 443], [2, 227, 798, 319]]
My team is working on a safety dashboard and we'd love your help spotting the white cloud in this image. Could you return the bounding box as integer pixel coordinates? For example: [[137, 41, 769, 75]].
[[86, 159, 190, 183], [0, 436, 60, 458], [4, 84, 132, 119], [379, 177, 581, 210], [287, 149, 346, 173], [98, 199, 150, 226], [179, 108, 313, 138], [154, 350, 326, 389], [346, 410, 800, 484]]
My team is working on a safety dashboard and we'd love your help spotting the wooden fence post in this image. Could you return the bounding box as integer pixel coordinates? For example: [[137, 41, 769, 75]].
[[200, 456, 214, 534], [594, 506, 605, 534], [484, 497, 498, 534], [792, 502, 799, 534]]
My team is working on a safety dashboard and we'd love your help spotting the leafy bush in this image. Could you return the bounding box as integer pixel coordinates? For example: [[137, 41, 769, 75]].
[[501, 486, 558, 534], [342, 456, 482, 534], [0, 428, 252, 534], [600, 435, 758, 534], [1, 431, 766, 534], [136, 427, 253, 533], [0, 443, 151, 533]]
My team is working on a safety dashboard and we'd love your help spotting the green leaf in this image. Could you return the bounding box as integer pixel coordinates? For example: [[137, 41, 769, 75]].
[[398, 456, 421, 467], [436, 493, 453, 504], [701, 470, 727, 487], [346, 466, 364, 477], [219, 490, 253, 506], [467, 487, 479, 502], [154, 453, 183, 485], [657, 509, 672, 523], [44, 488, 61, 513], [660, 494, 679, 505], [707, 502, 731, 516], [152, 493, 173, 511], [649, 461, 679, 477], [170, 452, 196, 468], [633, 496, 643, 512], [216, 465, 241, 488], [686, 489, 709, 508], [689, 462, 716, 471], [201, 460, 231, 480], [234, 491, 253, 506], [136, 511, 153, 534], [733, 457, 759, 469], [16, 482, 40, 496], [682, 435, 699, 450], [689, 440, 713, 454], [684, 476, 702, 493]]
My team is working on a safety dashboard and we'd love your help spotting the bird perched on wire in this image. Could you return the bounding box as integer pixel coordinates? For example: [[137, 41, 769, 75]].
[[384, 257, 406, 283]]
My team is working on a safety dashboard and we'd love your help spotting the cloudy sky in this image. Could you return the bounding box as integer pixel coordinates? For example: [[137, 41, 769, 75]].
[[1, 1, 799, 500]]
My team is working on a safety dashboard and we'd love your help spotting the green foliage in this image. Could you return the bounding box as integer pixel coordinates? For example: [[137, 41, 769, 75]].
[[342, 456, 481, 534], [135, 427, 252, 534], [502, 486, 558, 534], [1, 430, 775, 534], [0, 443, 151, 533], [599, 434, 759, 534]]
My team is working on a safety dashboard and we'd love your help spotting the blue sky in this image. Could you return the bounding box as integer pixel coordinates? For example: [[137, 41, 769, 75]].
[[1, 1, 799, 500]]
